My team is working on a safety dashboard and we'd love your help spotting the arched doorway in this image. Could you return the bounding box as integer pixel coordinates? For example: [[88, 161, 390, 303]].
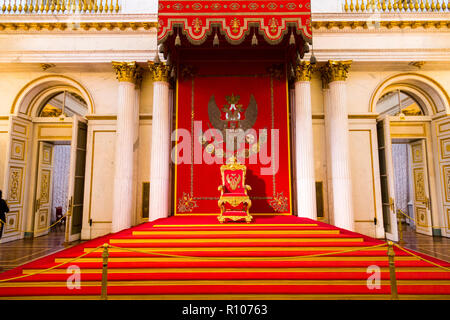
[[1, 76, 92, 243], [373, 74, 450, 241]]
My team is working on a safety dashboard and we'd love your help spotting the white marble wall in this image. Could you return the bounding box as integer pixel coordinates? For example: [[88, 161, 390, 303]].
[[51, 145, 70, 223]]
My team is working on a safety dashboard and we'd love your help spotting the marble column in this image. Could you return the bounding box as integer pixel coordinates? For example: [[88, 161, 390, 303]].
[[294, 61, 317, 220], [148, 61, 171, 221], [111, 61, 141, 233], [321, 60, 354, 231]]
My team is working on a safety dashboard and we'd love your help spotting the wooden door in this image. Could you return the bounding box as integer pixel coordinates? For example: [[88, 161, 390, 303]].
[[410, 140, 433, 236], [34, 141, 54, 237], [65, 116, 88, 242], [377, 118, 398, 241]]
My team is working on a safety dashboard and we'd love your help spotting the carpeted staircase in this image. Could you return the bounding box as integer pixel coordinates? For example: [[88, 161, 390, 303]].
[[0, 216, 449, 299]]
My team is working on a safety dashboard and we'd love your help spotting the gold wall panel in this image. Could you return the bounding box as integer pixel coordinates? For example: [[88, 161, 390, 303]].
[[37, 209, 48, 230], [446, 208, 450, 231], [38, 125, 72, 140], [437, 120, 450, 135], [390, 122, 426, 138], [415, 207, 428, 228], [10, 138, 25, 161], [3, 210, 19, 235], [411, 143, 423, 164], [42, 145, 52, 165], [440, 137, 450, 161], [12, 122, 27, 136], [8, 166, 23, 204], [442, 165, 450, 203], [40, 169, 51, 205], [413, 168, 426, 202]]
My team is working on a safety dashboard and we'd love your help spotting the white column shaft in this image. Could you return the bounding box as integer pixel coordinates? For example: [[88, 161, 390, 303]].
[[294, 81, 317, 219], [112, 81, 136, 232], [149, 81, 170, 221], [326, 81, 354, 231]]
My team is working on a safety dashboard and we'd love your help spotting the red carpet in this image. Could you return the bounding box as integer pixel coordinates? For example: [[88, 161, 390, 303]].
[[0, 216, 449, 300]]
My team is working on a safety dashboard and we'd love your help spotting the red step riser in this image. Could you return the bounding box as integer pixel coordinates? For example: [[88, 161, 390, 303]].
[[114, 234, 359, 239], [11, 260, 440, 272], [7, 272, 450, 282], [0, 285, 449, 297], [105, 242, 378, 248], [55, 251, 411, 258]]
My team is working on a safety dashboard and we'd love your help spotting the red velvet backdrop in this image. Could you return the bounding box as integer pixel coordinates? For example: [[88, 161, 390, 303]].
[[174, 61, 292, 215]]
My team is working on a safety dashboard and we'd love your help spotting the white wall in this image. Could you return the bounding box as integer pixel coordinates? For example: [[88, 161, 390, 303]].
[[311, 0, 344, 13]]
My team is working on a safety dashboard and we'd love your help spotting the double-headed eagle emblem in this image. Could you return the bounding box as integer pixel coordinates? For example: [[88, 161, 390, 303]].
[[201, 93, 261, 158], [208, 93, 258, 138]]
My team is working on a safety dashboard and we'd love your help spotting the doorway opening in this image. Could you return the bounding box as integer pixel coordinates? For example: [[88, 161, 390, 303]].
[[31, 90, 88, 243], [37, 141, 71, 240]]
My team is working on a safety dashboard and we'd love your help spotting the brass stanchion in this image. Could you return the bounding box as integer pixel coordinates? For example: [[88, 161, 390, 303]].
[[397, 212, 404, 245], [387, 241, 399, 300], [101, 243, 109, 300]]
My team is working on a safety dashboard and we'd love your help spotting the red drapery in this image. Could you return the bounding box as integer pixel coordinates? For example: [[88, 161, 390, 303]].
[[174, 61, 293, 215], [158, 0, 312, 45]]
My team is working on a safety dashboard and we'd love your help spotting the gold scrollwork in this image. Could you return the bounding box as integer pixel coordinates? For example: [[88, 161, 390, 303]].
[[294, 61, 315, 82], [112, 61, 141, 84], [177, 192, 198, 213], [321, 60, 352, 83], [148, 61, 171, 83], [270, 192, 289, 212]]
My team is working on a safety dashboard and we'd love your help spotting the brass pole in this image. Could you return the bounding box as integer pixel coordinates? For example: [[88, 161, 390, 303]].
[[101, 243, 109, 300], [397, 211, 404, 245], [387, 241, 399, 300]]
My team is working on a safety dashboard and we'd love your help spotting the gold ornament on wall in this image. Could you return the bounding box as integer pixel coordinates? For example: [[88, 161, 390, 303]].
[[294, 61, 315, 82], [322, 60, 353, 82], [112, 61, 140, 84], [148, 61, 170, 82]]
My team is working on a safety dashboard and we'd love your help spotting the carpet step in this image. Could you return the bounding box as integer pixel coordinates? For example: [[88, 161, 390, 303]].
[[104, 241, 374, 248], [109, 237, 365, 244], [22, 266, 447, 275], [12, 272, 450, 282], [149, 223, 320, 228], [1, 216, 448, 300], [16, 259, 440, 271], [83, 245, 388, 252], [53, 256, 420, 263], [4, 294, 449, 300], [70, 250, 412, 258], [132, 230, 341, 236], [0, 282, 449, 296]]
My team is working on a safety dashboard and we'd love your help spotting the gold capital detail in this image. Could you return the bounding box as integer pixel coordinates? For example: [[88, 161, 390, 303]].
[[112, 61, 140, 84], [294, 61, 314, 82], [323, 60, 352, 83], [148, 62, 170, 83]]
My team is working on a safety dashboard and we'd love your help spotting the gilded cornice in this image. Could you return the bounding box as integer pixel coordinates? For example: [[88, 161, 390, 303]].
[[112, 61, 140, 84], [322, 60, 353, 83], [148, 62, 170, 83], [294, 61, 315, 82], [312, 20, 450, 31]]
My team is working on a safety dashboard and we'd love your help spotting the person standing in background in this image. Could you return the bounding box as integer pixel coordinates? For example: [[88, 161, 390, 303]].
[[0, 190, 9, 239]]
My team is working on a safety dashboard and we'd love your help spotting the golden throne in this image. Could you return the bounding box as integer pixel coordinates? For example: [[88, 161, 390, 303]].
[[217, 157, 253, 223]]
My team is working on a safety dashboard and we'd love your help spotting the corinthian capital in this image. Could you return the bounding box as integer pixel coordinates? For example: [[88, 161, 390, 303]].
[[294, 61, 314, 82], [323, 60, 352, 83], [112, 61, 140, 84], [148, 61, 170, 83]]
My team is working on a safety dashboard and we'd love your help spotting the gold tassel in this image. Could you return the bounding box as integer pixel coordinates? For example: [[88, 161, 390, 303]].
[[289, 30, 295, 45], [251, 32, 258, 46], [213, 31, 219, 47], [175, 30, 181, 46]]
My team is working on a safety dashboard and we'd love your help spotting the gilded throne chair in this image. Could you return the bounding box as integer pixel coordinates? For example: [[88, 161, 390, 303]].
[[217, 158, 253, 223]]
